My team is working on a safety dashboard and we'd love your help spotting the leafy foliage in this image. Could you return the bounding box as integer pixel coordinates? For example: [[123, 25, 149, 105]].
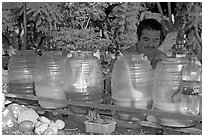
[[156, 2, 202, 59], [2, 2, 202, 61], [62, 2, 111, 29], [30, 3, 64, 33], [140, 11, 169, 23], [46, 2, 115, 51], [2, 6, 24, 50], [2, 2, 64, 50], [181, 2, 202, 59], [109, 2, 145, 49], [50, 28, 112, 51]]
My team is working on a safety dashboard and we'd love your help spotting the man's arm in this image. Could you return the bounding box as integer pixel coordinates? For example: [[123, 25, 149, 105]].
[[152, 50, 168, 69], [122, 46, 136, 55]]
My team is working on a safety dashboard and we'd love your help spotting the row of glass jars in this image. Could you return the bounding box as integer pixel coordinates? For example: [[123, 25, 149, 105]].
[[8, 50, 202, 127], [111, 53, 201, 127], [8, 50, 104, 110]]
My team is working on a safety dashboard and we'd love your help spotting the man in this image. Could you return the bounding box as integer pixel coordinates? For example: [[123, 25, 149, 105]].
[[123, 18, 168, 69]]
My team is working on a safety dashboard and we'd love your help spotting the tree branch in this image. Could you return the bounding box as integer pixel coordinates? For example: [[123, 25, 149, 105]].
[[194, 25, 202, 45], [85, 16, 91, 29], [78, 22, 84, 29], [23, 2, 27, 50], [156, 2, 168, 34], [167, 2, 173, 30]]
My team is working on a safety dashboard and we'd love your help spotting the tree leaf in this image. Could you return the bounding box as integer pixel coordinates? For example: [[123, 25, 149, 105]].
[[27, 8, 36, 15], [32, 8, 41, 17], [41, 8, 49, 17]]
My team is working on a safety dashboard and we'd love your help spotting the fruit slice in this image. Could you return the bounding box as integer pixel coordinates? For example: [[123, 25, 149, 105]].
[[19, 120, 35, 132], [18, 108, 39, 124], [55, 119, 65, 130], [7, 103, 27, 118], [2, 108, 17, 129]]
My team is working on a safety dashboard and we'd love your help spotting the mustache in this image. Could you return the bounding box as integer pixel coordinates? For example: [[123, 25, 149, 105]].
[[143, 47, 157, 56]]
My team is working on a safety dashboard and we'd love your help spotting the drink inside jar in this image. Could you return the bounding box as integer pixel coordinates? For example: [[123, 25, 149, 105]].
[[65, 86, 102, 102], [180, 81, 200, 115], [9, 81, 34, 94], [180, 94, 199, 115], [35, 86, 67, 109], [153, 101, 181, 112]]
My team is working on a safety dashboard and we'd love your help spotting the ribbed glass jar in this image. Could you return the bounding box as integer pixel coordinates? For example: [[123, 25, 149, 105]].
[[34, 51, 67, 109], [8, 50, 38, 95], [65, 51, 104, 113], [111, 53, 153, 120], [153, 57, 196, 127]]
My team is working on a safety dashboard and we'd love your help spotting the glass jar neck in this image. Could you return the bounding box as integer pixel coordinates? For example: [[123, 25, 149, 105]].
[[71, 51, 94, 58], [162, 57, 189, 64], [42, 51, 62, 56], [124, 53, 146, 61], [15, 50, 36, 56]]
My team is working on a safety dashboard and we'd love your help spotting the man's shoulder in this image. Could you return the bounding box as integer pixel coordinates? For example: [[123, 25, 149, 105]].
[[122, 46, 138, 55]]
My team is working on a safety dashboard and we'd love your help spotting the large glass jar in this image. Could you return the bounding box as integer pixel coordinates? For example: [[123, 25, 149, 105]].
[[65, 51, 104, 113], [34, 51, 67, 109], [111, 53, 153, 120], [8, 50, 38, 95], [153, 57, 195, 127]]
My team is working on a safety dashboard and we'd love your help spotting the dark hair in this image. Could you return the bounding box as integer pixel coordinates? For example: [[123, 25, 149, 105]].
[[137, 18, 164, 41]]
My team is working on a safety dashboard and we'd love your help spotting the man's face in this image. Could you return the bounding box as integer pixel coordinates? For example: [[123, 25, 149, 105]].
[[137, 29, 161, 58]]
